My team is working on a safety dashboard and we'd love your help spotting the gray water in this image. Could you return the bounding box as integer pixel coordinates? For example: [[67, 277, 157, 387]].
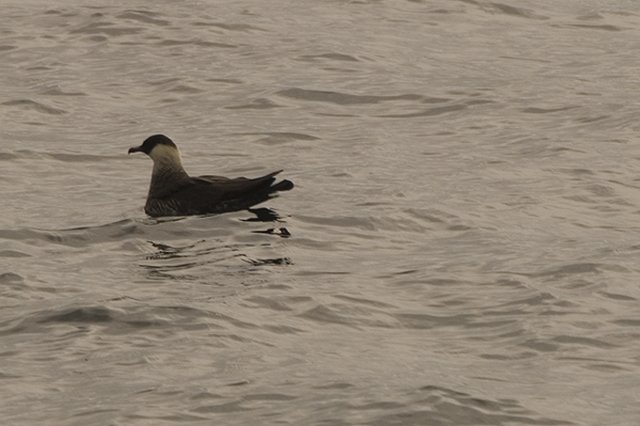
[[2, 0, 640, 424]]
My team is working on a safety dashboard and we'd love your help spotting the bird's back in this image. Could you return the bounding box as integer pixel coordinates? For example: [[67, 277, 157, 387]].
[[144, 171, 293, 217]]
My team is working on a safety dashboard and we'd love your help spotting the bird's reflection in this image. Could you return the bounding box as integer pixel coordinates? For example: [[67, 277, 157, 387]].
[[252, 227, 291, 238], [243, 207, 285, 222], [242, 256, 292, 266], [244, 207, 292, 238], [137, 207, 293, 281]]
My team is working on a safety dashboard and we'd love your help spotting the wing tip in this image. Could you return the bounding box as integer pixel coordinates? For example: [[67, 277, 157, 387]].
[[273, 179, 294, 192]]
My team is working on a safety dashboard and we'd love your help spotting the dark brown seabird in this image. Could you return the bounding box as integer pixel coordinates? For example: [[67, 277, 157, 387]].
[[128, 134, 294, 217]]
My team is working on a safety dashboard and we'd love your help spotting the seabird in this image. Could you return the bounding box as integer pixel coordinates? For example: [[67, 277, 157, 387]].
[[128, 134, 294, 217]]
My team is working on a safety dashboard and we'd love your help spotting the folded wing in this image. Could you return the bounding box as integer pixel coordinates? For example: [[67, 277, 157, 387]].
[[145, 170, 293, 216]]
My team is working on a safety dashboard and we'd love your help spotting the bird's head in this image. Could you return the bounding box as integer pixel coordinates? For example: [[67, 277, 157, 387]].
[[129, 134, 182, 167]]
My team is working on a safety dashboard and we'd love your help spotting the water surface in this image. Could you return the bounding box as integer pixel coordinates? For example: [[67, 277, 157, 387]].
[[2, 0, 640, 425]]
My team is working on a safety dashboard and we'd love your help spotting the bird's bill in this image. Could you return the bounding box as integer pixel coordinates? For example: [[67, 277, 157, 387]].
[[128, 145, 142, 154]]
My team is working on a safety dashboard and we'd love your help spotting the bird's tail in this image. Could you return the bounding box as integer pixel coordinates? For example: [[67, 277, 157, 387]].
[[221, 178, 294, 213], [271, 179, 294, 192]]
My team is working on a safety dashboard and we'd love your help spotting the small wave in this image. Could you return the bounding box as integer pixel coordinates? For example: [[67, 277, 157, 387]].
[[40, 87, 87, 96], [298, 305, 357, 326], [225, 98, 283, 110], [147, 77, 181, 86], [394, 312, 478, 329], [237, 131, 319, 144], [0, 219, 140, 247], [277, 88, 422, 105], [0, 152, 18, 160], [295, 210, 461, 234], [191, 22, 266, 32], [378, 98, 493, 118], [566, 24, 623, 32], [166, 84, 203, 94], [49, 152, 122, 162], [39, 306, 116, 323], [25, 65, 53, 71], [597, 291, 636, 302], [0, 250, 30, 258], [368, 385, 574, 426], [117, 10, 170, 26], [0, 272, 23, 284], [333, 294, 397, 309], [206, 78, 243, 84], [551, 335, 617, 349], [298, 303, 396, 328], [575, 115, 610, 124], [0, 149, 121, 162], [521, 106, 579, 114], [295, 214, 377, 231], [532, 262, 608, 278], [477, 2, 549, 20], [70, 23, 142, 36], [2, 99, 66, 115], [378, 103, 468, 118], [0, 304, 219, 336], [156, 39, 236, 48], [298, 52, 359, 62], [147, 78, 208, 95]]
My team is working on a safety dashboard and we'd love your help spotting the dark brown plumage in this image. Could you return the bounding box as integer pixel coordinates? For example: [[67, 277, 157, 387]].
[[129, 134, 294, 217]]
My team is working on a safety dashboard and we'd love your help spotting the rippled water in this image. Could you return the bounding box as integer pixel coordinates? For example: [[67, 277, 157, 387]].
[[2, 1, 640, 425]]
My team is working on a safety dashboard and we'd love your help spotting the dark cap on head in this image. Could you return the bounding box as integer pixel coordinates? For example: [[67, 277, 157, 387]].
[[128, 134, 177, 155]]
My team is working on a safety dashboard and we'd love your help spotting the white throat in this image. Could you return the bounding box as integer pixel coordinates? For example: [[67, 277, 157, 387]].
[[149, 144, 185, 175]]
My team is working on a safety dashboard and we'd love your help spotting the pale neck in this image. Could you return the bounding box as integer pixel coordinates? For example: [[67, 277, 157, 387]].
[[152, 156, 186, 177]]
